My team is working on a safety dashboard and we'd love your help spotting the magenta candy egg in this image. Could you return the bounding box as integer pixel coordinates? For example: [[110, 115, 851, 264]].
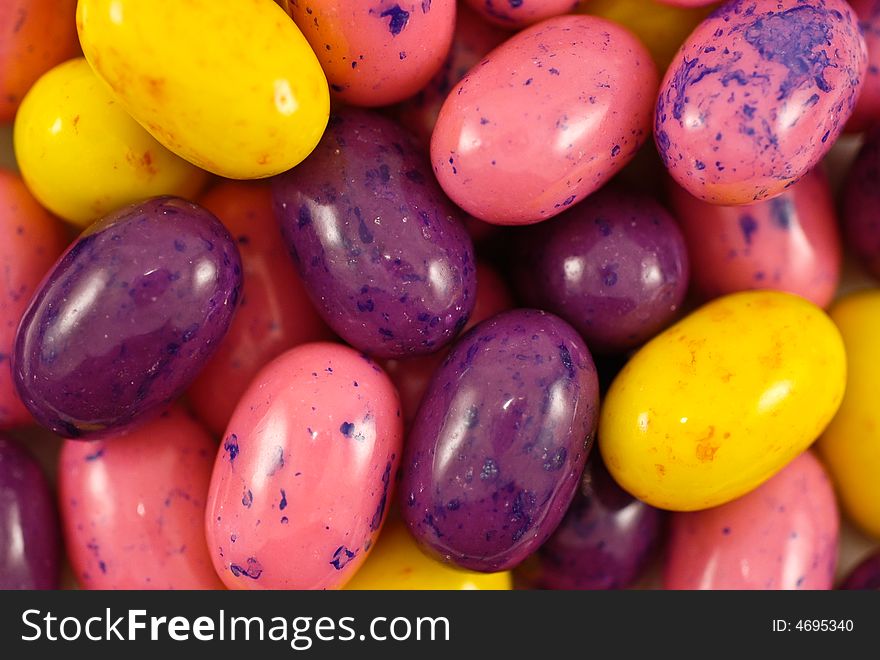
[[431, 15, 658, 225], [664, 451, 839, 590], [655, 0, 867, 205], [847, 0, 880, 132], [840, 551, 880, 590], [843, 128, 880, 279], [670, 167, 841, 308], [0, 435, 60, 589], [58, 406, 224, 589], [282, 0, 455, 107], [463, 0, 580, 29], [205, 342, 403, 590]]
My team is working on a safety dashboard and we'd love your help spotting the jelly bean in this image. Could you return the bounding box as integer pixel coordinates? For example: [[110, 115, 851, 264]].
[[665, 451, 838, 590], [77, 0, 329, 179], [13, 197, 242, 439], [0, 435, 60, 589], [847, 0, 880, 132], [0, 0, 79, 123], [14, 58, 207, 227], [0, 170, 67, 430], [432, 15, 657, 225], [509, 186, 689, 354], [345, 516, 512, 590], [273, 109, 476, 358], [817, 291, 880, 538], [840, 550, 880, 590], [600, 290, 846, 511], [281, 0, 455, 107], [523, 456, 665, 590], [463, 0, 579, 29], [59, 407, 224, 589], [655, 0, 867, 205], [206, 343, 403, 590], [670, 167, 841, 308], [189, 181, 332, 436], [842, 128, 880, 280], [401, 309, 599, 572]]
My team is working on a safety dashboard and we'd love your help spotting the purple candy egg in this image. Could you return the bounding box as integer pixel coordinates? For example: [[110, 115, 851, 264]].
[[273, 109, 476, 359], [843, 128, 880, 280], [840, 551, 880, 590], [509, 187, 689, 354], [400, 309, 599, 572], [0, 435, 60, 589], [13, 197, 242, 439]]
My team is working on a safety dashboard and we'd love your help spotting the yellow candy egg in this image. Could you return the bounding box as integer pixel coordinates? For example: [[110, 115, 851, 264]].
[[818, 290, 880, 538], [599, 290, 846, 511], [76, 0, 330, 179], [13, 58, 207, 226], [345, 518, 512, 590]]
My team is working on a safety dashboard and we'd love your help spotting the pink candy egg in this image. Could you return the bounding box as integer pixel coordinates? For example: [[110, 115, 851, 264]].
[[205, 342, 403, 590], [431, 14, 657, 225], [463, 0, 580, 29], [59, 406, 224, 589], [847, 0, 880, 132], [664, 451, 839, 590]]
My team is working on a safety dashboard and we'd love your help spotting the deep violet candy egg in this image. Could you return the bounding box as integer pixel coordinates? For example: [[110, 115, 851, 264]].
[[655, 0, 867, 205], [400, 309, 599, 572], [273, 109, 476, 359], [840, 551, 880, 590], [12, 196, 242, 439]]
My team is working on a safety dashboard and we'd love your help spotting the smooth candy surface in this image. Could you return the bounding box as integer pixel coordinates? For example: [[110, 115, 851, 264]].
[[189, 182, 332, 436], [206, 343, 403, 590], [600, 290, 846, 511], [401, 309, 599, 572], [670, 167, 841, 308], [274, 109, 476, 358], [665, 451, 838, 590], [842, 129, 880, 280], [510, 187, 689, 354], [656, 0, 867, 204], [0, 435, 60, 589], [59, 407, 224, 589], [840, 551, 880, 590], [847, 0, 880, 132], [464, 0, 579, 28], [431, 15, 658, 225], [13, 197, 242, 439], [0, 170, 67, 430]]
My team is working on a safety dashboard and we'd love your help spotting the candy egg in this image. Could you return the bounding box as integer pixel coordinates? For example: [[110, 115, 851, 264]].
[[206, 343, 403, 590], [600, 290, 846, 511], [76, 0, 329, 179], [655, 0, 867, 205], [345, 516, 512, 590], [670, 167, 841, 308], [13, 197, 242, 439], [0, 0, 79, 122], [431, 15, 658, 225], [523, 456, 665, 590], [842, 128, 880, 280], [401, 309, 599, 572], [463, 0, 579, 29], [840, 551, 880, 590], [817, 291, 880, 538], [0, 170, 67, 430], [509, 186, 689, 354], [665, 451, 838, 590], [273, 109, 476, 358], [846, 0, 880, 132], [281, 0, 455, 107], [59, 407, 224, 589], [189, 181, 332, 436], [0, 435, 60, 589]]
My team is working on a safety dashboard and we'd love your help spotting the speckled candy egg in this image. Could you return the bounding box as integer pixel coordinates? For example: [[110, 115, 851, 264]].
[[665, 451, 839, 590], [59, 407, 224, 589], [670, 167, 841, 308], [205, 343, 403, 590], [13, 197, 242, 439], [842, 128, 880, 279], [464, 0, 579, 29], [509, 187, 689, 354], [431, 15, 658, 225], [400, 309, 599, 572], [273, 109, 476, 358], [189, 181, 332, 436], [655, 0, 867, 205], [281, 0, 455, 107], [523, 456, 665, 590], [847, 0, 880, 132], [0, 435, 60, 589], [0, 170, 67, 430], [840, 551, 880, 589]]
